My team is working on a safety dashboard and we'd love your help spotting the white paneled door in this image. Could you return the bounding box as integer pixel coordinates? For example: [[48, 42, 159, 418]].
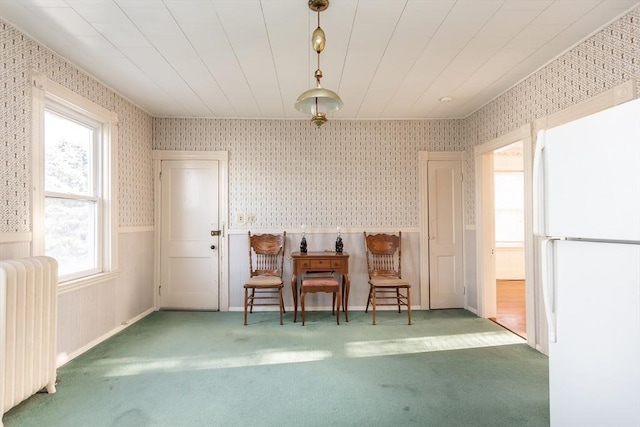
[[160, 160, 220, 310], [428, 159, 464, 308]]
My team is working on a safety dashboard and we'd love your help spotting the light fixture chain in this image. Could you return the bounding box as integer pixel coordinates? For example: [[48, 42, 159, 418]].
[[317, 10, 321, 79]]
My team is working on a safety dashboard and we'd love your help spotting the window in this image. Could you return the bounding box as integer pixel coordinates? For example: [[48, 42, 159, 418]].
[[44, 109, 101, 279], [494, 171, 524, 245], [32, 74, 118, 285]]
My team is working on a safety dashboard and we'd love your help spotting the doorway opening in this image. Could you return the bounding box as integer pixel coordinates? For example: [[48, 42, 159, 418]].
[[492, 142, 526, 338], [475, 124, 534, 347]]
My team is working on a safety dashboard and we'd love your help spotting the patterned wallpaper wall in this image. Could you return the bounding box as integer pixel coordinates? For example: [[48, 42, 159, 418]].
[[2, 6, 638, 233], [476, 9, 639, 145], [464, 7, 640, 225], [156, 7, 639, 230], [116, 99, 154, 227], [0, 21, 154, 233], [154, 118, 464, 229]]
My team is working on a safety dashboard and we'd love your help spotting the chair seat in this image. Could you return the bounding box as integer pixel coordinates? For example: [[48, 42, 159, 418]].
[[245, 276, 283, 287], [302, 276, 340, 291], [301, 276, 341, 325], [369, 277, 410, 287]]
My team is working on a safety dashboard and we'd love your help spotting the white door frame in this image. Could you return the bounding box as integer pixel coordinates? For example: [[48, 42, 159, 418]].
[[153, 150, 229, 311], [418, 151, 465, 310], [475, 124, 535, 346]]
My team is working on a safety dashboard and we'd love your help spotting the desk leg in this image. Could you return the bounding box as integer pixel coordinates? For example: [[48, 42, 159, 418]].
[[343, 273, 350, 322], [291, 273, 298, 322]]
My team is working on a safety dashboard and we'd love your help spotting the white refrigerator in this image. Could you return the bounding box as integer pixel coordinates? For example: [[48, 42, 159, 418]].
[[534, 98, 640, 427]]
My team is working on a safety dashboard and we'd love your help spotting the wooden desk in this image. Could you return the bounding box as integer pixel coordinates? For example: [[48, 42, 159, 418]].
[[290, 251, 350, 322]]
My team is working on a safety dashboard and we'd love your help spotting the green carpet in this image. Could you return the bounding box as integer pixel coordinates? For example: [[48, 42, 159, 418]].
[[3, 309, 549, 427]]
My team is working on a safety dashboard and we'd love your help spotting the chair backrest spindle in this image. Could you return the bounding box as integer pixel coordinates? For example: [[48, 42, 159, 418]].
[[249, 232, 286, 278], [364, 232, 402, 278]]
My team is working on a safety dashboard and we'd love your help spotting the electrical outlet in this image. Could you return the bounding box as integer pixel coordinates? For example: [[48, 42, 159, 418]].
[[235, 211, 246, 225]]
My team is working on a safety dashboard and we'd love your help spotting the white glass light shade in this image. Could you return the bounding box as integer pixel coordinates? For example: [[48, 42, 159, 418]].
[[294, 85, 343, 115]]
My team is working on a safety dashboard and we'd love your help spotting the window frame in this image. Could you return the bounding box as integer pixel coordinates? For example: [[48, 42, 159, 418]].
[[32, 73, 119, 290], [44, 106, 103, 280]]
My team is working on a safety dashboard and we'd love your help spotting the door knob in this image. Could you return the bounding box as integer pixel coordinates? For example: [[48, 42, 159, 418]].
[[210, 245, 216, 250]]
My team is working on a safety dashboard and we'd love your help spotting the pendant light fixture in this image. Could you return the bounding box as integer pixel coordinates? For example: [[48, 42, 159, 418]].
[[295, 0, 343, 126]]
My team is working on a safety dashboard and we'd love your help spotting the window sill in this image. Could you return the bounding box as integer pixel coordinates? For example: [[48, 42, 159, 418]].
[[58, 270, 119, 295]]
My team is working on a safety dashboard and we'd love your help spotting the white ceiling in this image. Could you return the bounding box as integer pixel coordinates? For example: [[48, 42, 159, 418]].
[[1, 0, 638, 119]]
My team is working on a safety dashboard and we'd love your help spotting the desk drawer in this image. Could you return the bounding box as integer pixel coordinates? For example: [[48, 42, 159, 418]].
[[297, 257, 346, 270], [309, 259, 331, 269], [330, 259, 344, 269]]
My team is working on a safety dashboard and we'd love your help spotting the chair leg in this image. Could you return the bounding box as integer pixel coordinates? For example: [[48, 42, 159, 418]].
[[365, 285, 372, 313], [332, 293, 336, 315], [406, 288, 412, 325], [396, 288, 401, 313], [301, 291, 306, 326], [244, 287, 249, 325], [281, 285, 286, 314], [279, 288, 284, 325], [335, 290, 341, 325], [372, 286, 377, 325], [249, 288, 256, 313]]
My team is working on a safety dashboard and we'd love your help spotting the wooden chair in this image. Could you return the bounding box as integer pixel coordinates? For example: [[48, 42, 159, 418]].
[[244, 231, 286, 325], [364, 232, 412, 325], [300, 275, 341, 325]]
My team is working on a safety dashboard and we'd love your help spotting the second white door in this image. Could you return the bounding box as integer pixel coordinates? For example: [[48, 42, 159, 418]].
[[428, 159, 465, 308], [160, 160, 220, 310]]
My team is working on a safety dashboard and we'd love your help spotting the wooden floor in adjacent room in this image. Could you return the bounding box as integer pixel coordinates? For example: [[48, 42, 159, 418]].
[[495, 279, 526, 338]]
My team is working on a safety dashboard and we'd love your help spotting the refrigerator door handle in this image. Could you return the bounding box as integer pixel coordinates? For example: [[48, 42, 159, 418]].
[[532, 129, 546, 236], [540, 236, 559, 343]]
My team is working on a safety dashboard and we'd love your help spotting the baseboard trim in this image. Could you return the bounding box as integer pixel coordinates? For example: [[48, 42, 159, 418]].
[[465, 306, 479, 315]]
